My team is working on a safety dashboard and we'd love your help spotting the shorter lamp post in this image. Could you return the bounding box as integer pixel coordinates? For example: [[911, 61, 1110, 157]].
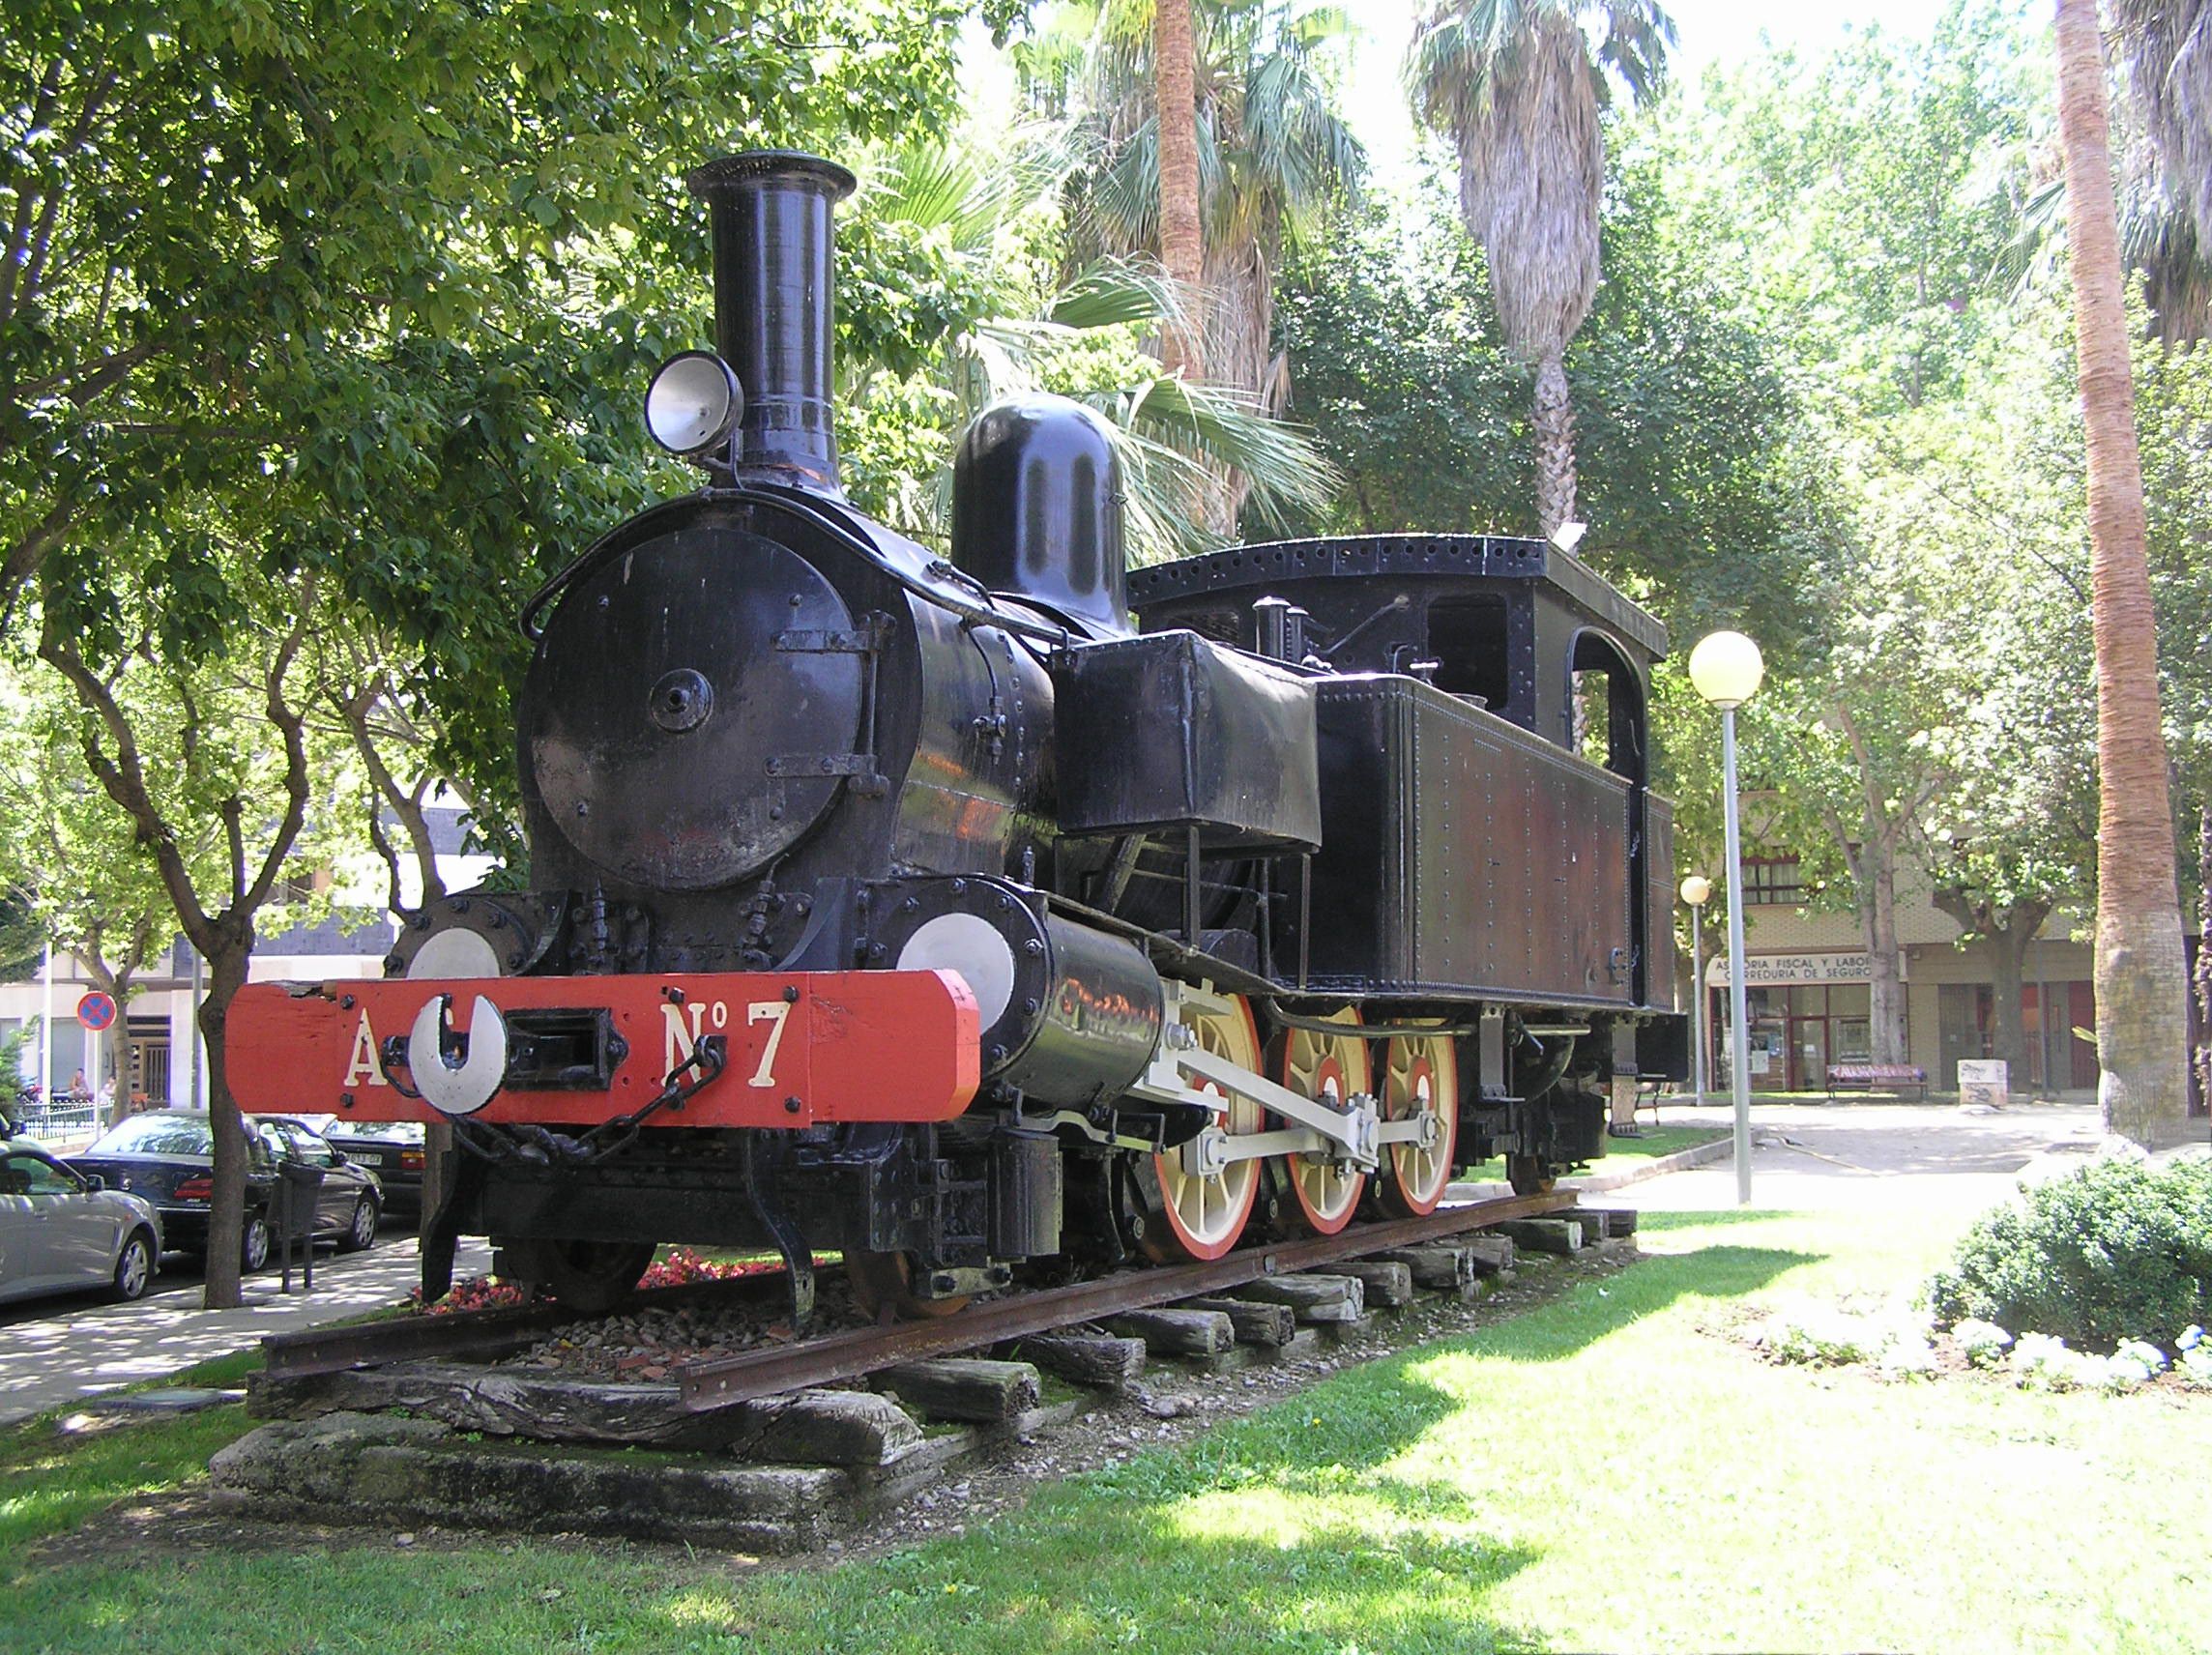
[[1688, 629, 1765, 1205], [1680, 875, 1712, 1108]]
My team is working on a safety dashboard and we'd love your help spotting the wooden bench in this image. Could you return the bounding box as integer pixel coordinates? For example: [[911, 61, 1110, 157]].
[[1824, 1063, 1927, 1103]]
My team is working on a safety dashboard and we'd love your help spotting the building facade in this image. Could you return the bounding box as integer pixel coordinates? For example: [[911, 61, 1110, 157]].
[[1701, 854, 2099, 1095]]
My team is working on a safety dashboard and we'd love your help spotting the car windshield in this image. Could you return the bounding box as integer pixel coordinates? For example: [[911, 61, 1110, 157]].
[[84, 1115, 213, 1157], [331, 1121, 424, 1145], [271, 1114, 338, 1136]]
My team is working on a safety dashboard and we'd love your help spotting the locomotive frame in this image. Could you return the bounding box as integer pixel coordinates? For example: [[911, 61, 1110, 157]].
[[228, 150, 1690, 1324]]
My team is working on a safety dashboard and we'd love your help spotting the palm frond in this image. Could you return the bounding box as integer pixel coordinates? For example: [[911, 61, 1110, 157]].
[[1990, 162, 2210, 341], [2111, 0, 2212, 242], [1050, 257, 1187, 330], [863, 127, 1078, 253], [1091, 374, 1340, 548]]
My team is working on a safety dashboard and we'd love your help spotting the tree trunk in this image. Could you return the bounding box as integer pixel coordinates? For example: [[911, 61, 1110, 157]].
[[1987, 913, 2040, 1086], [1532, 349, 1579, 537], [1862, 847, 1907, 1066], [1153, 0, 1205, 381], [197, 942, 251, 1310], [106, 1008, 135, 1127], [2056, 0, 2194, 1146], [1932, 890, 2052, 1088]]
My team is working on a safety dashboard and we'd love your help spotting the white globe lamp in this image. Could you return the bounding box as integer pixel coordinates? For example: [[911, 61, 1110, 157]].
[[1690, 628, 1763, 1204]]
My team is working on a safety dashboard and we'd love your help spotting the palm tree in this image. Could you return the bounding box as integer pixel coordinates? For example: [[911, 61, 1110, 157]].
[[2054, 0, 2192, 1147], [1154, 0, 1206, 377], [2111, 1, 2212, 239], [847, 138, 1338, 562], [2111, 0, 2212, 1120], [1062, 0, 1366, 421], [1408, 0, 1673, 535]]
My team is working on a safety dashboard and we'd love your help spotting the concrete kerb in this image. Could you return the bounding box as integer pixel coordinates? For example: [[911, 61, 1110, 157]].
[[1570, 1136, 1735, 1192], [1444, 1132, 1733, 1206]]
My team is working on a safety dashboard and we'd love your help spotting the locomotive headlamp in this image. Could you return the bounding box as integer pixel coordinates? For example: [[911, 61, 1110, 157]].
[[645, 350, 744, 457], [1687, 630, 1765, 711]]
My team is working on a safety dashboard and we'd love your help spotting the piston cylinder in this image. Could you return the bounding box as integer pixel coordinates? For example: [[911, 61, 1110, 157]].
[[878, 878, 1165, 1108]]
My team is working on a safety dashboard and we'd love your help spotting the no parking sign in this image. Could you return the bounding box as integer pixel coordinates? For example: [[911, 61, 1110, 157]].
[[76, 991, 117, 1032]]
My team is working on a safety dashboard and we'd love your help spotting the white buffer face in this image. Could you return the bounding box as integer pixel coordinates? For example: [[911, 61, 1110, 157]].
[[407, 994, 509, 1117], [645, 352, 743, 456], [406, 928, 503, 980], [895, 913, 1016, 1030]]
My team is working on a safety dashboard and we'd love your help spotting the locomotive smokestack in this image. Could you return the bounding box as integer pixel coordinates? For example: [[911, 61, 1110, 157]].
[[686, 151, 857, 495]]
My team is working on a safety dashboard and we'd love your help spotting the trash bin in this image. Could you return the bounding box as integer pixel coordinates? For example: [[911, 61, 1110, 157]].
[[272, 1160, 327, 1292]]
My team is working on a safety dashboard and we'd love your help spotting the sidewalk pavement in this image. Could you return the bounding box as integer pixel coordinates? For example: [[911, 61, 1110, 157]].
[[0, 1235, 490, 1428], [1622, 1098, 2111, 1215]]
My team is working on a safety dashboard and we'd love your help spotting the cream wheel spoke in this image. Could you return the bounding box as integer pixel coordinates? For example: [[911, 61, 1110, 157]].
[[1276, 1008, 1368, 1234], [1382, 1027, 1458, 1216]]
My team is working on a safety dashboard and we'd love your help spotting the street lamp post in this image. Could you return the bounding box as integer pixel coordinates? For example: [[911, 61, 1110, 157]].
[[1688, 630, 1765, 1206], [1679, 875, 1712, 1108]]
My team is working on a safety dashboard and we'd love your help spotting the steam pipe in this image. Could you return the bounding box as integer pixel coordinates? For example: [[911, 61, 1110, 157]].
[[686, 151, 856, 496]]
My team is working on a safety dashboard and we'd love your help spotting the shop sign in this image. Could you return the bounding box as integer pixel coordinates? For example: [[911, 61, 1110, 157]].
[[1705, 951, 1904, 987]]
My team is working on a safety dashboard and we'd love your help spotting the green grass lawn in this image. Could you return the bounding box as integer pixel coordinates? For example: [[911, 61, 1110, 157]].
[[7, 1203, 2208, 1652]]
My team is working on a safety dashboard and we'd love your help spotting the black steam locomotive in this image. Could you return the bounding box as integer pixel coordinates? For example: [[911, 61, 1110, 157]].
[[230, 152, 1689, 1321]]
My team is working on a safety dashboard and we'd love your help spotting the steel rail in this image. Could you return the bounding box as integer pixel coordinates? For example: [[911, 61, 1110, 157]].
[[677, 1191, 1569, 1410]]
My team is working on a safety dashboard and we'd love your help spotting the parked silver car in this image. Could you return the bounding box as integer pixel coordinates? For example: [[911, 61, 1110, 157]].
[[0, 1142, 163, 1303]]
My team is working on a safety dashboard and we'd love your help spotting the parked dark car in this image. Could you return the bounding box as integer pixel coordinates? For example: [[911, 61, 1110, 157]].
[[0, 1142, 162, 1303], [279, 1117, 426, 1222], [69, 1111, 382, 1272]]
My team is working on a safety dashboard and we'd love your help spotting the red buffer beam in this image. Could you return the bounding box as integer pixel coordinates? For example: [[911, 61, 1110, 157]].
[[225, 970, 981, 1131]]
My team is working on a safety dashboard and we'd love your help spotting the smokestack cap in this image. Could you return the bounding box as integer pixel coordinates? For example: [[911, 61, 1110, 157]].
[[686, 151, 857, 203]]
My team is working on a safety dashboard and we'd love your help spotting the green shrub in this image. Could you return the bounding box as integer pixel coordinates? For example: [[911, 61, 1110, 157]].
[[1926, 1155, 2212, 1351]]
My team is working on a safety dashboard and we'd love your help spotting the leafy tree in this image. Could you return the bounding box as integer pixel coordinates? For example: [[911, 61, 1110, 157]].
[[0, 0, 997, 1303], [2136, 307, 2212, 1113], [1903, 396, 2099, 1081], [1728, 544, 1975, 1070], [1658, 1, 2040, 420], [1408, 0, 1674, 534], [1275, 167, 1834, 653], [0, 664, 179, 1121], [1272, 192, 1526, 534]]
